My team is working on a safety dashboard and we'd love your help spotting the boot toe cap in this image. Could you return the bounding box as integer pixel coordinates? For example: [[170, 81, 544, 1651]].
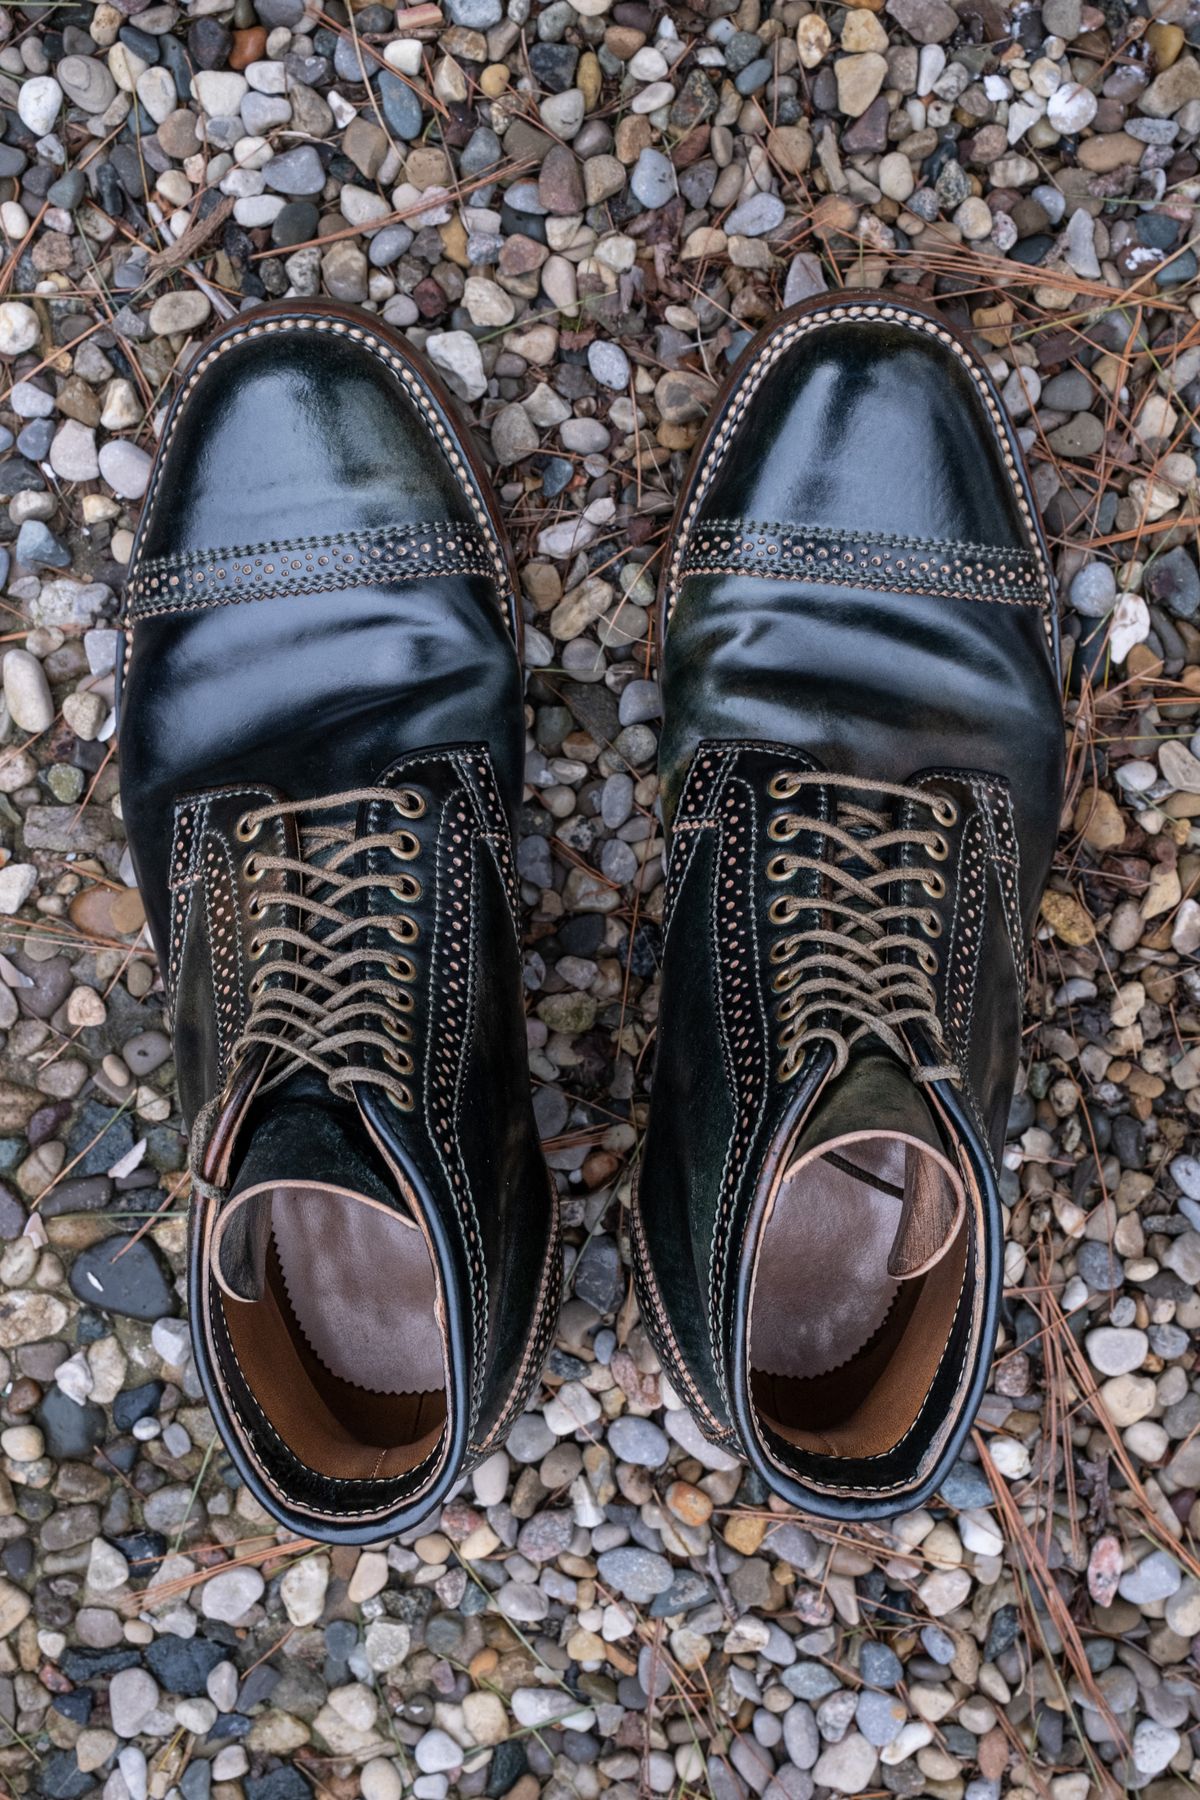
[[695, 304, 1032, 554]]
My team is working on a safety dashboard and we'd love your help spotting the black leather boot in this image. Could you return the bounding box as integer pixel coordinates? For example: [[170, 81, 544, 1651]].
[[118, 303, 559, 1543], [636, 293, 1064, 1519]]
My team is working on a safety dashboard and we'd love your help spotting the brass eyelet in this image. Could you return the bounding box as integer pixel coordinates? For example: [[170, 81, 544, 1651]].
[[248, 972, 265, 997], [917, 945, 939, 975], [931, 795, 958, 828], [394, 789, 426, 820], [766, 854, 793, 884], [922, 871, 947, 900], [387, 953, 417, 983], [247, 894, 266, 921], [391, 831, 420, 861], [768, 815, 798, 842], [386, 918, 419, 946], [236, 813, 263, 843], [768, 895, 797, 925], [392, 1087, 415, 1113], [928, 833, 950, 862], [388, 987, 414, 1013], [392, 875, 422, 904], [248, 934, 267, 961], [382, 1012, 411, 1043], [768, 771, 800, 800], [921, 911, 943, 939], [244, 855, 266, 884], [383, 1045, 414, 1075]]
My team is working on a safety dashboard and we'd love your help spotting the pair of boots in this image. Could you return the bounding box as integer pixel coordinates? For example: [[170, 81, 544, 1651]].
[[118, 292, 1064, 1543]]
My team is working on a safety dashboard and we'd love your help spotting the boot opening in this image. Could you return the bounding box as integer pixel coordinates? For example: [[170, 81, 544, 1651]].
[[749, 1105, 968, 1461], [212, 1102, 449, 1483], [220, 1185, 447, 1481]]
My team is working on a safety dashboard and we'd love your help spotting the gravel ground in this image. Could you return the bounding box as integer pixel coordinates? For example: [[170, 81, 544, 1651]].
[[0, 0, 1198, 1796]]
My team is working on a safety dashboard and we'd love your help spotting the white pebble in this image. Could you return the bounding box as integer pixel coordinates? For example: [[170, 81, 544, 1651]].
[[17, 75, 63, 138]]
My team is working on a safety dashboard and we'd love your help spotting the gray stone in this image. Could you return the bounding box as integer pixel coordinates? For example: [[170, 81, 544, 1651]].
[[425, 331, 487, 403], [492, 403, 539, 465], [587, 340, 630, 390], [109, 1667, 160, 1739], [15, 520, 69, 570], [58, 55, 117, 113], [631, 147, 675, 208], [98, 440, 153, 500], [447, 0, 501, 22], [264, 145, 326, 196], [1070, 563, 1117, 618], [1119, 1550, 1181, 1604], [855, 1688, 906, 1747], [726, 192, 785, 236], [782, 1701, 820, 1769], [859, 1642, 903, 1689], [596, 1547, 674, 1604], [608, 1415, 670, 1467], [378, 73, 423, 140], [507, 1411, 555, 1463]]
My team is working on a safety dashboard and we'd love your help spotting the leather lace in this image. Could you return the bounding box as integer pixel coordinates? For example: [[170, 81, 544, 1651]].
[[230, 786, 425, 1112], [765, 769, 962, 1088]]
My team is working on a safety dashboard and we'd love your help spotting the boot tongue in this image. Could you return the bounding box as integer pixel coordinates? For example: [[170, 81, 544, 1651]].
[[211, 1098, 400, 1302], [786, 1045, 965, 1280]]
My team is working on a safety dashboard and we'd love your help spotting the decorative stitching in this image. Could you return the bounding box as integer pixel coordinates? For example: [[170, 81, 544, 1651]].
[[472, 1167, 563, 1454], [664, 301, 1056, 651], [971, 776, 1026, 981], [662, 746, 737, 934], [683, 519, 1045, 607], [632, 748, 742, 1438], [168, 783, 286, 1077], [123, 313, 516, 649], [212, 1290, 445, 1506], [167, 800, 202, 1001], [125, 521, 494, 621], [944, 812, 987, 1066], [202, 747, 545, 1518], [202, 835, 247, 1076], [629, 1189, 733, 1438], [707, 774, 770, 1412], [457, 748, 522, 941], [405, 759, 489, 1442]]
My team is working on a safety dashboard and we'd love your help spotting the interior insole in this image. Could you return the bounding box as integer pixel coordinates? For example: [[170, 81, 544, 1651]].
[[751, 1141, 909, 1382], [270, 1186, 444, 1395]]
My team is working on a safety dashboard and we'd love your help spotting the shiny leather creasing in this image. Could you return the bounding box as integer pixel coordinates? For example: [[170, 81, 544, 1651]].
[[637, 293, 1066, 1520], [122, 304, 557, 1544]]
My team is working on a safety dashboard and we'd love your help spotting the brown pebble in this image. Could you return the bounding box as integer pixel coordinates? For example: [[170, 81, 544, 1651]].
[[666, 1480, 713, 1526], [229, 27, 267, 69]]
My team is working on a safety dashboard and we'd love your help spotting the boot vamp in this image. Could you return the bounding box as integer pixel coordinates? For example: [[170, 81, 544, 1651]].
[[119, 311, 523, 964], [660, 309, 1064, 913]]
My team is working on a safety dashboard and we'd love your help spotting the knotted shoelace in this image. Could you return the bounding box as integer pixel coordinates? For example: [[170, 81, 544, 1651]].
[[230, 785, 426, 1112], [765, 769, 963, 1087]]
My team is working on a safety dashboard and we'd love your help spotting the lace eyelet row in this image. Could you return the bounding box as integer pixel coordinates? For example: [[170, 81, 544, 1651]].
[[764, 770, 961, 1086]]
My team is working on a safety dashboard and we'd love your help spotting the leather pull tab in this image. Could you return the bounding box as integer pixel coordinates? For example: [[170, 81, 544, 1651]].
[[887, 1144, 965, 1280], [200, 1043, 271, 1189], [210, 1190, 273, 1302]]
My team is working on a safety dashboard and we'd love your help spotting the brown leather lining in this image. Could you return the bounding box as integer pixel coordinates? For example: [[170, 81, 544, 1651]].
[[222, 1240, 445, 1480], [752, 1229, 968, 1457], [217, 1182, 446, 1396], [749, 1123, 969, 1459]]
